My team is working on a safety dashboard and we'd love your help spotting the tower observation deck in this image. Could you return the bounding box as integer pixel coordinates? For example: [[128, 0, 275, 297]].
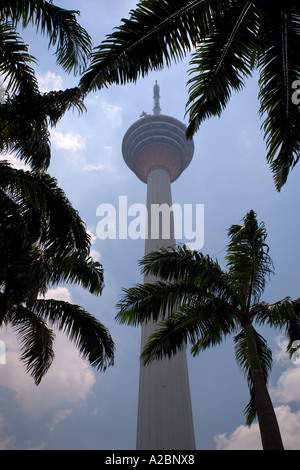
[[122, 82, 194, 184], [122, 82, 195, 450]]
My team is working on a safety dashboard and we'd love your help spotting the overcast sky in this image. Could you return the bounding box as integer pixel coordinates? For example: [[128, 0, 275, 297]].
[[1, 1, 300, 450]]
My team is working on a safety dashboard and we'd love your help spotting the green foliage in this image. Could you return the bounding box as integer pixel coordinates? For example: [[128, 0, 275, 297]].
[[117, 210, 300, 426], [1, 0, 92, 80], [0, 160, 114, 384], [0, 1, 91, 171], [0, 2, 115, 383], [0, 87, 85, 169], [80, 0, 213, 91], [0, 20, 38, 95]]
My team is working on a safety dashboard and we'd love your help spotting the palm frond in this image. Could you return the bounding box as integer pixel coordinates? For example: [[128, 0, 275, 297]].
[[0, 176, 48, 300], [253, 297, 295, 328], [226, 210, 274, 310], [116, 280, 206, 326], [7, 304, 55, 385], [140, 244, 233, 299], [0, 163, 91, 258], [186, 1, 259, 136], [253, 297, 300, 356], [49, 254, 104, 296], [80, 0, 218, 92], [0, 185, 33, 254], [26, 299, 115, 371], [0, 19, 38, 94], [1, 0, 92, 75], [0, 100, 51, 171], [38, 87, 86, 126], [257, 7, 300, 190], [2, 251, 49, 303], [140, 314, 192, 365], [0, 87, 85, 171], [141, 295, 237, 364], [189, 297, 238, 354]]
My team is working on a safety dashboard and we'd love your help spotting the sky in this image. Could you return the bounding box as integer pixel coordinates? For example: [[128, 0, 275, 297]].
[[0, 0, 300, 451]]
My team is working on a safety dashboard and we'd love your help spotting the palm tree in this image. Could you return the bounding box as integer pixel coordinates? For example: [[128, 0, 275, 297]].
[[0, 160, 115, 384], [0, 0, 92, 171], [80, 0, 300, 191], [0, 3, 115, 382], [1, 0, 91, 90], [116, 210, 300, 450], [0, 86, 86, 171]]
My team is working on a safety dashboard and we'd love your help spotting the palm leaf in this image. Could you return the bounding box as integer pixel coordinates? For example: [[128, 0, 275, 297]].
[[0, 163, 91, 258], [7, 304, 55, 385], [116, 280, 207, 326], [0, 20, 38, 94], [27, 299, 115, 371], [0, 87, 85, 171], [226, 210, 274, 310], [0, 100, 51, 170], [253, 297, 295, 328], [140, 314, 192, 365], [257, 6, 300, 190], [186, 1, 259, 136], [1, 0, 92, 75], [140, 295, 237, 364], [140, 244, 233, 299], [188, 297, 239, 354], [38, 87, 86, 126], [253, 298, 300, 356], [0, 185, 33, 254], [80, 0, 221, 92], [48, 254, 104, 296]]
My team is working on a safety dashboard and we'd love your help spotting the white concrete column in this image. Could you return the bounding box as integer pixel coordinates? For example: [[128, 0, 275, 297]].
[[136, 167, 195, 450]]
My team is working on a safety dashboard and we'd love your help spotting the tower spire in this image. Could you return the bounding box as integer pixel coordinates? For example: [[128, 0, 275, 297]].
[[153, 80, 161, 115]]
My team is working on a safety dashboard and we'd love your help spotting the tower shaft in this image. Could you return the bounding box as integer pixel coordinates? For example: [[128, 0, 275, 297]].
[[136, 167, 195, 450]]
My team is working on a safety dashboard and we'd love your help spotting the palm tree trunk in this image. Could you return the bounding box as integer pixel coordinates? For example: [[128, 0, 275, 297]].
[[251, 368, 284, 450], [244, 325, 284, 450]]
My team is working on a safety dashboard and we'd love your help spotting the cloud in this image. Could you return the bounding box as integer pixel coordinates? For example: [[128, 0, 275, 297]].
[[40, 286, 72, 303], [48, 408, 73, 433], [0, 414, 16, 450], [88, 96, 123, 125], [268, 334, 300, 405], [0, 286, 97, 425], [214, 405, 300, 450], [214, 336, 300, 450], [0, 327, 96, 420], [0, 154, 31, 171], [0, 433, 16, 450], [83, 163, 105, 172], [214, 422, 262, 450], [49, 129, 116, 174], [0, 286, 94, 421], [82, 147, 118, 174], [236, 129, 252, 151], [51, 129, 86, 152], [272, 335, 290, 364], [275, 405, 300, 449], [37, 71, 64, 93], [270, 365, 300, 405], [100, 102, 123, 125], [87, 228, 101, 262]]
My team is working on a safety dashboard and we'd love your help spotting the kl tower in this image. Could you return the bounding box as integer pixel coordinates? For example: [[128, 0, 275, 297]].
[[122, 82, 195, 450]]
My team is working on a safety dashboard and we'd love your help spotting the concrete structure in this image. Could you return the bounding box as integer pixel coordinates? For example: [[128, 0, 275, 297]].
[[122, 82, 195, 450]]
